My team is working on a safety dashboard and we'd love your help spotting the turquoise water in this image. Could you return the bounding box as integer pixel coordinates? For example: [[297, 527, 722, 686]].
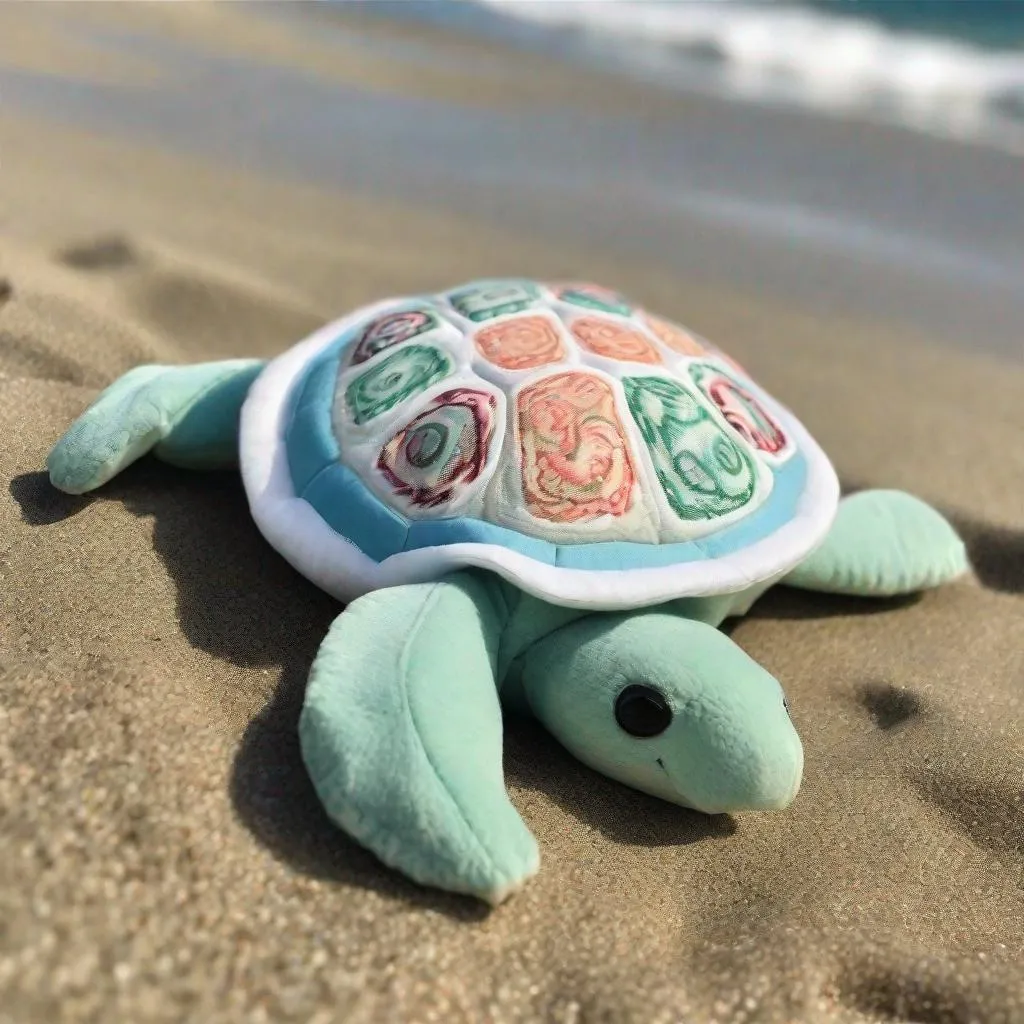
[[809, 1, 1024, 48]]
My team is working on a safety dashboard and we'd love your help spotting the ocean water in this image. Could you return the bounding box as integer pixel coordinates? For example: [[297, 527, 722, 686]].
[[359, 0, 1024, 151]]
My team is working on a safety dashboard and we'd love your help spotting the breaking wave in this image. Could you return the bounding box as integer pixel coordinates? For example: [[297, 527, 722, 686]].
[[459, 0, 1024, 151]]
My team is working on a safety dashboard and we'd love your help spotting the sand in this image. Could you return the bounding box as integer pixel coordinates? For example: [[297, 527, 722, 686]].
[[1, 5, 1023, 1023]]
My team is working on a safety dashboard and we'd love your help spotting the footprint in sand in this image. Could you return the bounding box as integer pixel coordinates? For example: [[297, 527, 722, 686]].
[[0, 330, 90, 385], [57, 236, 139, 272], [910, 771, 1023, 862], [54, 233, 325, 361], [833, 955, 1017, 1024], [858, 681, 924, 731], [855, 678, 1023, 865]]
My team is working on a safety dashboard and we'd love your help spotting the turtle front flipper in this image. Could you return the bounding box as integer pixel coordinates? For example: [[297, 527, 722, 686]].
[[783, 489, 969, 597], [299, 571, 539, 905], [48, 360, 264, 494]]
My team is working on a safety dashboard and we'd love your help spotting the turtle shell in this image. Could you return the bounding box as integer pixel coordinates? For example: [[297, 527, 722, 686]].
[[239, 279, 839, 609]]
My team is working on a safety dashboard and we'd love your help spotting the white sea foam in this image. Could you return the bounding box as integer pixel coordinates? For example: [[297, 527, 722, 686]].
[[471, 0, 1024, 149]]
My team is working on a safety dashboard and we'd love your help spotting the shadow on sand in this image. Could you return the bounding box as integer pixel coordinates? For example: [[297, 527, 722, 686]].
[[12, 462, 741, 917]]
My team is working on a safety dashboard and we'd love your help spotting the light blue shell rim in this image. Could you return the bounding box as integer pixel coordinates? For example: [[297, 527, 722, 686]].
[[239, 295, 842, 610]]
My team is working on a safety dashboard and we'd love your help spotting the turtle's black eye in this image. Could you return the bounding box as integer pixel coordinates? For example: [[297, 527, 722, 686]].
[[615, 684, 672, 738]]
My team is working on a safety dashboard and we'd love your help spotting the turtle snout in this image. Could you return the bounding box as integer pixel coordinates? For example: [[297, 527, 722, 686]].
[[738, 735, 804, 811], [670, 711, 805, 815]]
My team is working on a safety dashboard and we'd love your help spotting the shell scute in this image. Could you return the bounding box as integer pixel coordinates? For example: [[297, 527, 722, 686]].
[[621, 375, 766, 525], [569, 316, 663, 366], [348, 307, 441, 365], [689, 363, 794, 463], [344, 344, 453, 425], [448, 279, 544, 323], [474, 314, 566, 371], [378, 386, 500, 512], [515, 370, 637, 525], [642, 313, 707, 358], [551, 282, 633, 317]]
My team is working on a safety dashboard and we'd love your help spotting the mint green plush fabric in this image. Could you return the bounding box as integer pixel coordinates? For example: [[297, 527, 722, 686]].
[[299, 573, 540, 905], [518, 611, 802, 814], [299, 570, 803, 902], [783, 490, 969, 596], [47, 360, 264, 493], [43, 361, 971, 905]]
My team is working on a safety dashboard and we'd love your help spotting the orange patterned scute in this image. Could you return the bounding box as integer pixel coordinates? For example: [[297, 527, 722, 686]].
[[517, 372, 636, 523], [474, 315, 566, 371], [570, 316, 662, 365], [643, 313, 707, 358]]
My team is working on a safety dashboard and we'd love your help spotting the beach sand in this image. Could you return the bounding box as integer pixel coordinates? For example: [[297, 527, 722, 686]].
[[1, 4, 1022, 1022]]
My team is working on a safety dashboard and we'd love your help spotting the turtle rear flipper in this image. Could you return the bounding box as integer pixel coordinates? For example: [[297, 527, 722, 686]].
[[299, 570, 539, 905], [783, 489, 969, 597], [48, 360, 264, 494]]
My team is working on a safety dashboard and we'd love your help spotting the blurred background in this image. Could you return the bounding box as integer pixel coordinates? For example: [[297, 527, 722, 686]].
[[2, 0, 1022, 363]]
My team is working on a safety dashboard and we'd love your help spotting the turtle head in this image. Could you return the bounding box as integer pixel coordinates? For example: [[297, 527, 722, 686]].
[[518, 611, 803, 814]]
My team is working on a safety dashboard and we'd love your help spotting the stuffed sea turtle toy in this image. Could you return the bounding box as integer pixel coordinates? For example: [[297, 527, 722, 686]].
[[48, 279, 968, 904]]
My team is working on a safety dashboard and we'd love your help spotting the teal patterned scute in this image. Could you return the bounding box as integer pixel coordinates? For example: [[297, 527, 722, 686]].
[[447, 279, 543, 323], [283, 332, 810, 568], [345, 344, 452, 425], [622, 375, 760, 521]]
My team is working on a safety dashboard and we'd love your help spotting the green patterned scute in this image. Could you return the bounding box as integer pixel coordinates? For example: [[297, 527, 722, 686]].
[[448, 280, 542, 323], [622, 375, 759, 522], [345, 344, 452, 425]]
